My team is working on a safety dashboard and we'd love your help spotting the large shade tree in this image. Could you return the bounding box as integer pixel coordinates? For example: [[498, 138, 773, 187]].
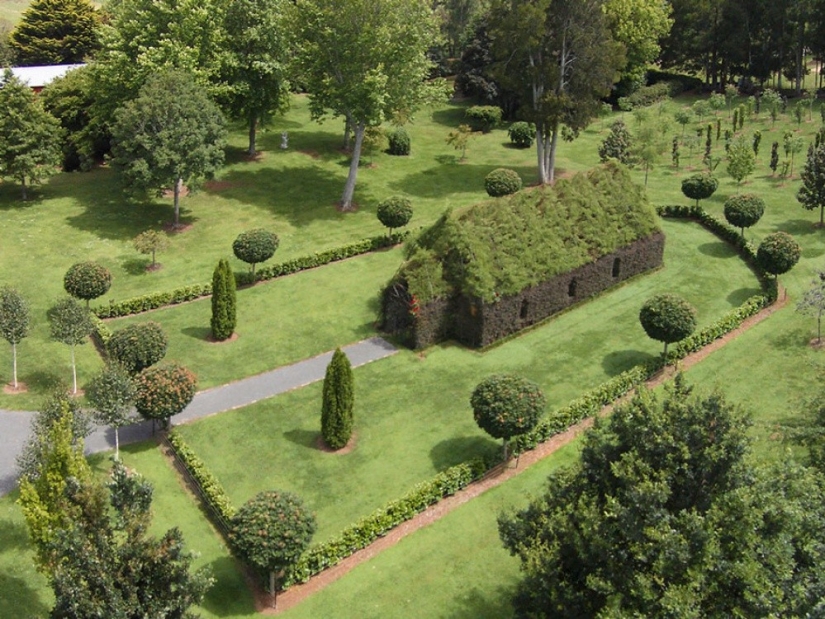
[[295, 0, 447, 210], [0, 70, 63, 200], [499, 378, 825, 617], [487, 0, 625, 184], [110, 69, 226, 227], [221, 0, 292, 155], [10, 0, 100, 66]]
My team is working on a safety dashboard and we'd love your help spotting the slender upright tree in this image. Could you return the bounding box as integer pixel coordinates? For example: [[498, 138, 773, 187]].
[[798, 144, 825, 225], [321, 348, 354, 450], [0, 287, 30, 390], [211, 258, 237, 341], [86, 362, 135, 458], [48, 298, 93, 394]]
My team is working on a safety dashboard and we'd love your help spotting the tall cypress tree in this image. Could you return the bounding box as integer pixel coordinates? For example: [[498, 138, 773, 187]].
[[210, 259, 236, 341], [10, 0, 100, 66], [321, 348, 354, 450]]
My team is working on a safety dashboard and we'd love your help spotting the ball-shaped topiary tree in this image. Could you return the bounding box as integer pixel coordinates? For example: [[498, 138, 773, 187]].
[[757, 232, 801, 284], [507, 122, 535, 148], [681, 173, 719, 207], [134, 363, 197, 429], [321, 348, 354, 450], [230, 490, 316, 604], [485, 168, 523, 197], [639, 293, 697, 357], [723, 194, 765, 236], [63, 261, 112, 307], [211, 258, 236, 341], [107, 322, 168, 374], [376, 197, 413, 236], [232, 229, 279, 277], [387, 126, 410, 156], [470, 374, 545, 461]]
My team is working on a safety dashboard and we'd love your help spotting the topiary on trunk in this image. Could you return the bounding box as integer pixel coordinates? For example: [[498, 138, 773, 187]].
[[211, 258, 236, 341], [64, 261, 112, 307], [681, 173, 718, 207], [134, 363, 197, 429], [376, 197, 413, 235], [232, 229, 279, 278], [757, 232, 801, 282], [723, 194, 765, 236], [106, 322, 168, 374], [321, 348, 354, 450], [639, 293, 697, 357]]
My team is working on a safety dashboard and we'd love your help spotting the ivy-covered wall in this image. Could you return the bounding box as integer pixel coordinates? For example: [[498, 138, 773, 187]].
[[382, 231, 665, 349]]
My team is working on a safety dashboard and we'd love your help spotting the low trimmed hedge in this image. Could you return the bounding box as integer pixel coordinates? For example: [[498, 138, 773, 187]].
[[93, 232, 407, 319], [282, 459, 486, 588], [166, 430, 236, 526]]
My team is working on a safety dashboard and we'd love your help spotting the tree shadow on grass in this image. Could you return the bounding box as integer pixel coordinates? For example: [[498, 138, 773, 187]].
[[392, 164, 536, 199], [727, 287, 763, 305], [602, 350, 656, 376], [697, 241, 736, 258], [0, 573, 50, 619], [283, 428, 319, 450], [443, 583, 518, 619], [122, 257, 151, 276], [775, 218, 820, 236], [199, 555, 258, 617], [181, 326, 212, 341], [430, 435, 498, 471], [430, 104, 472, 128]]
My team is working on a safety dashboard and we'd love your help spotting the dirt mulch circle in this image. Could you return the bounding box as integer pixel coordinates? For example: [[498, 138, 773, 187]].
[[204, 180, 242, 192], [3, 382, 28, 394], [262, 289, 788, 614], [206, 332, 240, 345], [315, 433, 357, 455]]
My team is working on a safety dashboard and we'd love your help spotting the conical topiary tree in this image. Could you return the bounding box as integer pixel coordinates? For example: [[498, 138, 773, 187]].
[[211, 258, 236, 341], [321, 348, 354, 450]]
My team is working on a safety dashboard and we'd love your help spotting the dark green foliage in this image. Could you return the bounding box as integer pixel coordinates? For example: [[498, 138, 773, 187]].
[[230, 490, 316, 594], [507, 121, 535, 148], [10, 0, 99, 66], [597, 118, 633, 164], [484, 168, 522, 197], [752, 130, 761, 156], [797, 145, 825, 225], [471, 374, 545, 459], [46, 460, 213, 618], [499, 379, 825, 618], [724, 194, 765, 235], [0, 69, 62, 200], [387, 126, 411, 156], [0, 286, 30, 388], [63, 261, 112, 305], [232, 229, 279, 276], [134, 363, 197, 429], [757, 232, 801, 279], [49, 297, 94, 393], [770, 141, 779, 174], [622, 82, 672, 108], [376, 197, 413, 233], [321, 348, 354, 450], [680, 172, 718, 207], [211, 258, 236, 341], [464, 105, 502, 132], [106, 322, 168, 375], [398, 162, 659, 304], [639, 293, 697, 356]]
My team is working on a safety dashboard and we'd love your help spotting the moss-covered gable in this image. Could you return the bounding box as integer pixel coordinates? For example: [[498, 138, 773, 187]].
[[400, 161, 660, 303]]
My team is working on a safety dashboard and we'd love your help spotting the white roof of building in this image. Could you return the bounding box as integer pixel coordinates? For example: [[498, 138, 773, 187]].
[[5, 64, 85, 88]]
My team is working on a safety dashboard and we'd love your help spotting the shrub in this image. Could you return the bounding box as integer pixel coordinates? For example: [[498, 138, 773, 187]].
[[470, 374, 545, 460], [465, 105, 502, 132], [321, 348, 354, 450], [134, 363, 197, 429], [63, 261, 112, 306], [757, 232, 801, 280], [598, 119, 633, 164], [376, 197, 413, 234], [507, 122, 535, 148], [639, 293, 698, 356], [230, 490, 316, 596], [680, 173, 718, 207], [723, 194, 765, 236], [484, 168, 522, 197], [211, 258, 236, 341], [232, 229, 279, 277], [387, 126, 410, 156], [106, 322, 168, 374], [133, 230, 168, 269]]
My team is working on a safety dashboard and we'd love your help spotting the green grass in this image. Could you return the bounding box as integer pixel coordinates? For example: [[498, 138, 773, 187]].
[[175, 216, 759, 542]]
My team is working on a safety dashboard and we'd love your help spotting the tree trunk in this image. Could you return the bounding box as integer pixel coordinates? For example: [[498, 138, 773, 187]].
[[71, 345, 77, 394], [114, 427, 120, 460], [12, 342, 17, 389], [248, 114, 257, 156], [21, 177, 27, 201], [269, 571, 277, 608], [546, 125, 559, 183], [340, 122, 365, 210], [536, 130, 548, 184], [173, 177, 182, 226]]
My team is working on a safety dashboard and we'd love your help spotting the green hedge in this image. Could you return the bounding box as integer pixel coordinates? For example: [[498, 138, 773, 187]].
[[282, 459, 486, 588], [166, 430, 236, 527], [93, 232, 407, 319]]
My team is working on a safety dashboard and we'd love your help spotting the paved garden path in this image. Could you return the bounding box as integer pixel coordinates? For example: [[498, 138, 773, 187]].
[[0, 337, 397, 496]]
